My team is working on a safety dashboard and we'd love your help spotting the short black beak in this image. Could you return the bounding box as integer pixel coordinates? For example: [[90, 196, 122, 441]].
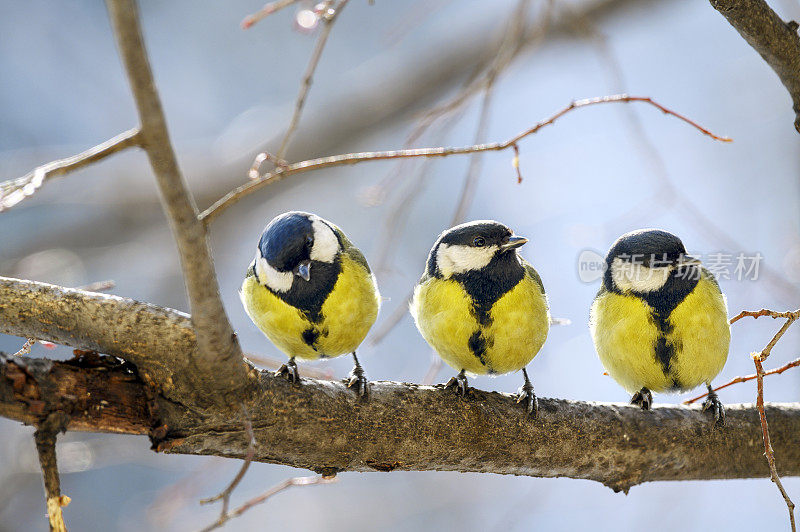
[[294, 259, 311, 281], [500, 235, 528, 252]]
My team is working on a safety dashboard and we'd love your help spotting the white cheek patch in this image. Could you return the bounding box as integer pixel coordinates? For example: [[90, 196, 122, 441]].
[[255, 253, 293, 293], [611, 257, 670, 293], [436, 243, 498, 277], [310, 217, 339, 263]]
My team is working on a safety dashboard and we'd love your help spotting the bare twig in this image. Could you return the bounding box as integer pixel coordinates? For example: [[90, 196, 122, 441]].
[[244, 352, 334, 379], [13, 338, 36, 357], [241, 0, 300, 29], [276, 0, 350, 161], [452, 88, 495, 224], [200, 405, 256, 519], [735, 308, 800, 361], [755, 355, 797, 531], [710, 0, 800, 132], [0, 128, 140, 212], [685, 355, 800, 404], [201, 95, 731, 224], [421, 355, 443, 385], [698, 308, 800, 530], [34, 413, 71, 532], [199, 475, 337, 532], [106, 0, 246, 393], [78, 280, 116, 292], [730, 308, 800, 324]]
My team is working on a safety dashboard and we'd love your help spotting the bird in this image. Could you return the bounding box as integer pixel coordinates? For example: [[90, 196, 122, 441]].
[[589, 228, 730, 425], [410, 220, 550, 416], [240, 211, 380, 396]]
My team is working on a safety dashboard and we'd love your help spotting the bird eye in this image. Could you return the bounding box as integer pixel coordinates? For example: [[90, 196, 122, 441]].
[[473, 237, 486, 247]]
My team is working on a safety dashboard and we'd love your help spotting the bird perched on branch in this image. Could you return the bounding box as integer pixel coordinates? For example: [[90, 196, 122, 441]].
[[590, 229, 730, 425], [240, 211, 380, 395], [410, 220, 550, 416]]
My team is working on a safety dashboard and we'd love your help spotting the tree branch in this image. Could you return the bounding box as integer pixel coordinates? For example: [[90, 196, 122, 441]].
[[2, 350, 800, 493], [200, 94, 731, 224], [105, 0, 246, 396], [34, 412, 71, 532], [276, 0, 350, 161], [709, 0, 800, 132], [0, 128, 141, 212]]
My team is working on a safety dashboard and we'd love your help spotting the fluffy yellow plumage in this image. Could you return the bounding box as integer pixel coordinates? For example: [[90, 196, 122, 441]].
[[410, 220, 549, 415], [590, 269, 729, 393], [240, 211, 379, 394], [589, 228, 730, 424], [241, 252, 379, 360], [411, 263, 549, 375]]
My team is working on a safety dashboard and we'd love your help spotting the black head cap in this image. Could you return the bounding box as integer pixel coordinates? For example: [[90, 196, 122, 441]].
[[605, 229, 688, 268], [258, 211, 315, 272], [426, 220, 518, 277]]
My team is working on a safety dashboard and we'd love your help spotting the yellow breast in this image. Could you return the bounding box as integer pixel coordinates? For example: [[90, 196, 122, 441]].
[[411, 273, 549, 375], [590, 275, 730, 393], [240, 255, 380, 360]]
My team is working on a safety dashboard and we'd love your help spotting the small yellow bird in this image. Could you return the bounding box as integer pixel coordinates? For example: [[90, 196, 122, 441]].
[[589, 229, 730, 424], [240, 211, 380, 395], [410, 221, 550, 416]]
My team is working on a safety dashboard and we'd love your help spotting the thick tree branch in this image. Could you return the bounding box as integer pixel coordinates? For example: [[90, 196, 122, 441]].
[[0, 277, 198, 400], [105, 0, 247, 395], [0, 352, 150, 435], [710, 0, 800, 132], [1, 351, 799, 493]]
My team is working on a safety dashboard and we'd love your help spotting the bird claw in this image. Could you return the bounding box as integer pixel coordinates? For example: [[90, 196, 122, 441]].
[[516, 384, 538, 418], [702, 389, 725, 427], [444, 371, 469, 397], [630, 387, 652, 410], [347, 365, 369, 397], [274, 359, 299, 384]]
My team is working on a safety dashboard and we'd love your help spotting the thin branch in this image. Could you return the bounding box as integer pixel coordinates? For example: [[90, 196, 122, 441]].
[[78, 280, 116, 293], [241, 0, 300, 29], [754, 355, 797, 531], [106, 0, 246, 395], [199, 475, 337, 532], [710, 0, 800, 132], [451, 87, 494, 225], [734, 308, 800, 362], [0, 128, 140, 212], [13, 338, 36, 357], [200, 405, 256, 519], [420, 355, 443, 386], [730, 308, 800, 324], [244, 352, 334, 380], [684, 355, 800, 404], [34, 412, 71, 532], [275, 0, 350, 161], [201, 94, 731, 224]]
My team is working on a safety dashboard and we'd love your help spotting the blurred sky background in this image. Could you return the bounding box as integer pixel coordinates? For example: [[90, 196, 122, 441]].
[[1, 0, 800, 530]]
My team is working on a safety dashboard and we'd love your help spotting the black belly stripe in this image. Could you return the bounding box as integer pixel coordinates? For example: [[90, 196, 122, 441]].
[[650, 310, 675, 378], [468, 330, 490, 370], [632, 266, 700, 388], [301, 327, 319, 350]]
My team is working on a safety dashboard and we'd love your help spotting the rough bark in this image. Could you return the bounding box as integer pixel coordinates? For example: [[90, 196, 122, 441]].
[[105, 0, 247, 396], [1, 352, 799, 493], [710, 0, 800, 132], [0, 277, 197, 401]]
